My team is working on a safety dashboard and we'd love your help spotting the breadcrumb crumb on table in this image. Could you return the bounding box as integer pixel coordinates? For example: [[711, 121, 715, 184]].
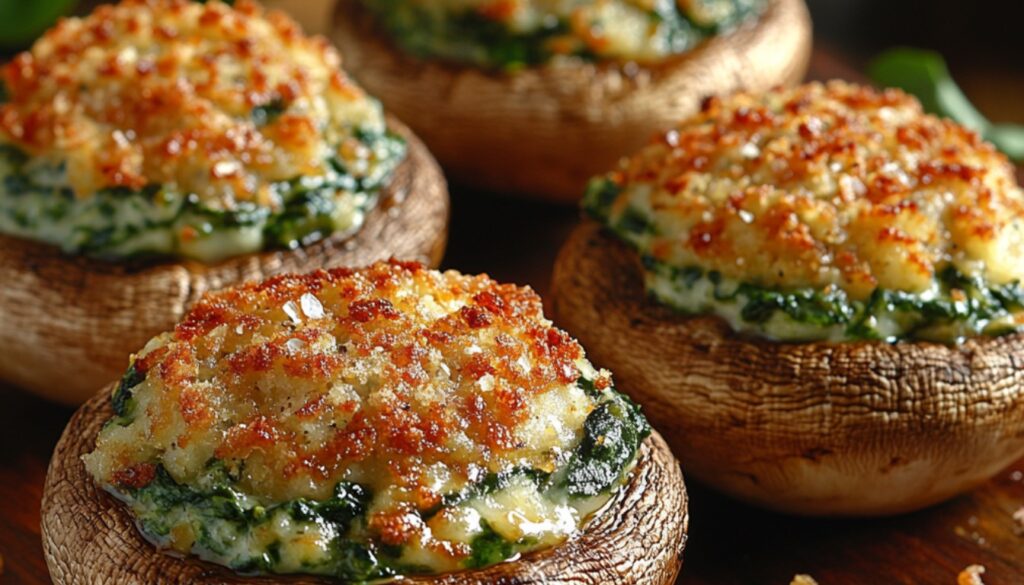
[[957, 565, 986, 585], [1013, 506, 1024, 535]]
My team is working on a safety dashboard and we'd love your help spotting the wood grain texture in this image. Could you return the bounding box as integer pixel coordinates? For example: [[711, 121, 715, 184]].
[[41, 387, 688, 585], [551, 221, 1024, 516], [0, 119, 449, 406], [678, 475, 1024, 584], [331, 0, 812, 203]]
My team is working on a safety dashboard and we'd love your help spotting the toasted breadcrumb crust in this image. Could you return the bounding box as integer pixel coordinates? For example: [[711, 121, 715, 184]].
[[601, 81, 1024, 300], [86, 260, 605, 531], [0, 0, 383, 208]]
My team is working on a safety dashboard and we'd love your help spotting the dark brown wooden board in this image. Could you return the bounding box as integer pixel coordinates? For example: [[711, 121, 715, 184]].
[[3, 45, 1024, 585], [677, 473, 1024, 584]]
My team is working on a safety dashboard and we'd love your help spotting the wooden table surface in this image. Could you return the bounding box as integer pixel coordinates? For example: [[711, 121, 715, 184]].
[[3, 46, 1024, 584]]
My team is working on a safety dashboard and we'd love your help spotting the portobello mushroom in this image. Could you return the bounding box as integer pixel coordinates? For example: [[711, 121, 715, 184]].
[[551, 81, 1024, 516], [331, 0, 811, 203], [42, 260, 688, 584], [0, 0, 449, 404]]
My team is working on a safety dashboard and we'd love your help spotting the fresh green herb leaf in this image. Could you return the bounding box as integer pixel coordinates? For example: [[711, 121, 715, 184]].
[[0, 0, 77, 48], [868, 48, 1024, 161], [986, 123, 1024, 161]]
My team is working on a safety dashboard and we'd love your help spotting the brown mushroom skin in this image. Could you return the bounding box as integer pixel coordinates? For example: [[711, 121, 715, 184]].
[[0, 119, 448, 406], [42, 386, 688, 585], [552, 221, 1024, 516], [331, 0, 811, 203]]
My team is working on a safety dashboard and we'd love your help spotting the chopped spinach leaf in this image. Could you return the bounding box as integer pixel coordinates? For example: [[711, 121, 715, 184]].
[[251, 99, 286, 127], [577, 376, 601, 398], [563, 393, 650, 497], [641, 257, 1024, 342], [614, 206, 655, 236], [736, 284, 853, 327], [123, 464, 394, 581], [466, 522, 515, 569], [108, 364, 146, 426], [582, 177, 621, 222], [331, 540, 395, 581], [287, 482, 370, 529]]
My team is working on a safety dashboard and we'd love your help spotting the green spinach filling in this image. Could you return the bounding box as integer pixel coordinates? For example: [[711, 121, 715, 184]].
[[360, 0, 763, 69], [103, 370, 650, 580], [0, 128, 405, 263], [584, 177, 1024, 342]]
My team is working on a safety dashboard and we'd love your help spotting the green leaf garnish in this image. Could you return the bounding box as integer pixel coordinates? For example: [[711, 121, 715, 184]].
[[868, 48, 1024, 161]]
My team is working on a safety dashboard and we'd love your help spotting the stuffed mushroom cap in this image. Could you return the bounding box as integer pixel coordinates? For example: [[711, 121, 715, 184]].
[[554, 81, 1024, 515], [81, 260, 656, 580]]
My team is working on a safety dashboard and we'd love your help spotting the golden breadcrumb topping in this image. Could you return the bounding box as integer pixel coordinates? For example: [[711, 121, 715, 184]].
[[86, 259, 601, 516], [0, 0, 383, 208], [598, 81, 1024, 300]]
